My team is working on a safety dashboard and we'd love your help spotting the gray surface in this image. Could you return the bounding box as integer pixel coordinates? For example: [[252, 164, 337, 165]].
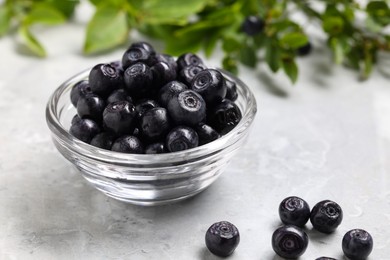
[[1, 5, 390, 260]]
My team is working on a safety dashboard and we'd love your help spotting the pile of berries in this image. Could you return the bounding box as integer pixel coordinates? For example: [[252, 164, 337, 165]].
[[69, 42, 242, 153], [205, 196, 373, 259]]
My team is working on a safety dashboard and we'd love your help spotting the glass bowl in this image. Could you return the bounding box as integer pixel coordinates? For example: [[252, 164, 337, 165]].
[[46, 68, 257, 206]]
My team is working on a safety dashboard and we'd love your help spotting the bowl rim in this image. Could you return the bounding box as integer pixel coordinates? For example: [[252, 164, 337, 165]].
[[46, 67, 257, 166]]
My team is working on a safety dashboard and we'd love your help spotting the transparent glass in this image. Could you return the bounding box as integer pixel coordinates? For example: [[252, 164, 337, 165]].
[[46, 68, 257, 206]]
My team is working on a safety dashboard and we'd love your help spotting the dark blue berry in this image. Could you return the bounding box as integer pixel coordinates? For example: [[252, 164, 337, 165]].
[[145, 142, 165, 154], [111, 135, 144, 154], [124, 63, 153, 98], [177, 53, 204, 71], [205, 221, 240, 257], [77, 94, 105, 122], [71, 114, 81, 125], [158, 81, 188, 107], [140, 107, 171, 141], [103, 101, 137, 136], [272, 225, 308, 259], [70, 80, 92, 107], [195, 123, 220, 145], [279, 196, 311, 227], [106, 89, 133, 104], [69, 118, 100, 143], [241, 16, 265, 36], [122, 46, 155, 69], [315, 257, 337, 260], [167, 90, 206, 126], [89, 63, 123, 97], [154, 53, 177, 72], [225, 78, 238, 101], [297, 42, 312, 56], [310, 200, 343, 233], [135, 99, 159, 118], [130, 41, 156, 56], [90, 132, 115, 150], [208, 99, 242, 135], [191, 69, 227, 105], [179, 65, 205, 86], [132, 127, 140, 137], [165, 126, 198, 152], [342, 229, 373, 260], [151, 61, 177, 88], [109, 60, 123, 73]]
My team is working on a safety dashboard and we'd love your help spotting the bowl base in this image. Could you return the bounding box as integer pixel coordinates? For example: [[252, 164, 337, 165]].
[[101, 187, 209, 206], [80, 169, 223, 206]]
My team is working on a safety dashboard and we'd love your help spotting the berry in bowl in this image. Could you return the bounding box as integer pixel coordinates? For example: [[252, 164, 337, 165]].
[[46, 42, 257, 206]]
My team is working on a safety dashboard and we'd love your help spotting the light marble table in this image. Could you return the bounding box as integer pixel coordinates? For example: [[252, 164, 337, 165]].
[[1, 5, 390, 260]]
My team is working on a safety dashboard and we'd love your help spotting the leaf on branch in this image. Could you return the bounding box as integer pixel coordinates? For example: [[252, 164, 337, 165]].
[[344, 46, 361, 70], [329, 38, 344, 64], [84, 6, 129, 54], [361, 52, 373, 80], [280, 32, 308, 49], [24, 3, 66, 25], [239, 44, 257, 68], [138, 24, 178, 39], [139, 0, 209, 24], [265, 40, 281, 72], [18, 26, 46, 57], [268, 20, 300, 32], [282, 58, 298, 84], [46, 0, 80, 18], [203, 33, 220, 57], [164, 30, 203, 56], [323, 16, 344, 35], [0, 6, 11, 37], [222, 33, 243, 53], [365, 16, 383, 33], [366, 1, 390, 26], [222, 55, 238, 75]]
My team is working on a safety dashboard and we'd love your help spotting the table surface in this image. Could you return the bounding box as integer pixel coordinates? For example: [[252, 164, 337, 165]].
[[1, 3, 390, 260]]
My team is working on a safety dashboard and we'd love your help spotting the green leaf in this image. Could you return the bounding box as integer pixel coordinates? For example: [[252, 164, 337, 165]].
[[84, 6, 129, 54], [240, 0, 260, 16], [365, 16, 383, 33], [323, 16, 344, 35], [24, 3, 66, 25], [366, 1, 390, 26], [345, 46, 361, 70], [18, 26, 46, 57], [239, 44, 257, 68], [89, 0, 103, 6], [265, 40, 281, 72], [253, 32, 267, 47], [222, 33, 243, 52], [45, 0, 79, 18], [361, 52, 373, 80], [0, 6, 11, 37], [164, 30, 203, 56], [222, 55, 238, 75], [139, 0, 209, 24], [268, 20, 300, 32], [282, 58, 298, 84], [279, 32, 308, 49], [344, 6, 355, 22], [138, 24, 177, 39], [88, 0, 124, 7], [203, 33, 219, 57], [329, 38, 344, 64]]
